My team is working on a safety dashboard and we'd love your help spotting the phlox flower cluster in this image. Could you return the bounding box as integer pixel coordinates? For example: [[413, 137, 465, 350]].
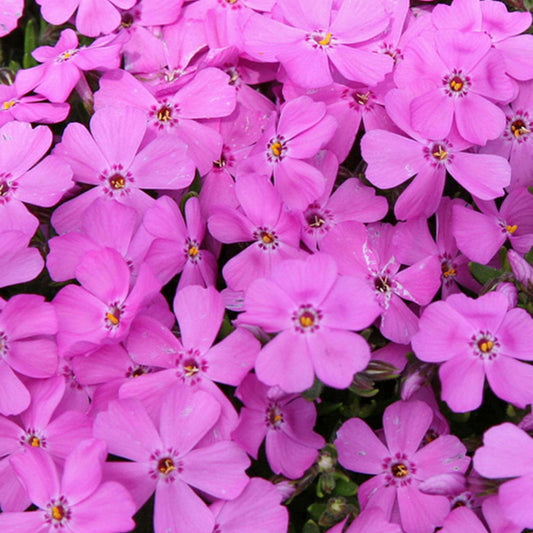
[[1, 0, 533, 532]]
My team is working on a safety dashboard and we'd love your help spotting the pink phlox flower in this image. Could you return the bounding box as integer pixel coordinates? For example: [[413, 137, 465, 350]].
[[300, 155, 388, 251], [242, 0, 394, 89], [51, 106, 194, 233], [0, 120, 73, 236], [432, 0, 533, 82], [0, 294, 58, 416], [282, 80, 400, 163], [0, 231, 44, 288], [321, 222, 441, 344], [0, 72, 69, 127], [1, 439, 136, 532], [237, 252, 379, 392], [119, 285, 259, 440], [200, 96, 275, 217], [238, 95, 337, 209], [94, 67, 236, 175], [412, 291, 533, 412], [474, 422, 533, 529], [53, 247, 162, 357], [47, 198, 149, 283], [393, 198, 479, 297], [452, 187, 533, 264], [482, 79, 533, 189], [361, 89, 511, 220], [0, 0, 23, 38], [335, 400, 470, 533], [36, 0, 136, 37], [143, 195, 217, 288], [232, 373, 325, 478], [394, 28, 517, 145], [16, 29, 125, 103], [94, 387, 250, 533], [117, 0, 183, 75], [208, 173, 305, 291], [0, 376, 92, 512], [210, 477, 289, 533]]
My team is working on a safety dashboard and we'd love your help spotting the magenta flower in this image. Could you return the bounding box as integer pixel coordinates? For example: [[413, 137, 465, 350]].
[[452, 187, 533, 264], [335, 400, 469, 533], [0, 0, 23, 37], [210, 477, 289, 533], [412, 292, 533, 412], [0, 294, 58, 416], [395, 29, 516, 145], [208, 173, 304, 291], [0, 73, 69, 127], [36, 0, 136, 37], [51, 106, 194, 233], [17, 29, 124, 103], [0, 231, 44, 288], [94, 387, 250, 533], [0, 120, 73, 237], [474, 422, 533, 530], [53, 248, 161, 357], [326, 507, 403, 533], [0, 439, 135, 532], [94, 68, 236, 175], [238, 253, 379, 392], [239, 96, 337, 208], [232, 373, 325, 478], [242, 0, 393, 88], [361, 89, 511, 220]]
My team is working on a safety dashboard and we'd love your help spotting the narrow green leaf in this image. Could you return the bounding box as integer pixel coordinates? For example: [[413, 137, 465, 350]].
[[468, 262, 501, 285], [23, 19, 38, 69], [525, 246, 533, 265]]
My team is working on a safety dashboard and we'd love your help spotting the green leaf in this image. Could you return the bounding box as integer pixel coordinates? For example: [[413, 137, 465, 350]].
[[302, 520, 321, 533], [469, 262, 501, 285], [307, 503, 327, 522], [525, 246, 533, 265], [334, 478, 358, 497], [23, 19, 39, 69]]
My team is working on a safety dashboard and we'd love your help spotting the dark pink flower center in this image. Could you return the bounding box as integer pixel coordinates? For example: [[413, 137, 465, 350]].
[[471, 331, 499, 360], [391, 462, 409, 478], [293, 305, 322, 333], [443, 70, 470, 97], [108, 173, 126, 190], [158, 457, 176, 475], [267, 137, 286, 162], [105, 304, 123, 329], [265, 403, 284, 429], [46, 496, 71, 526]]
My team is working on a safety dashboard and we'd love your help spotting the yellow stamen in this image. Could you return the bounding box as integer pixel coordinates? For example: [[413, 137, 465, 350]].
[[157, 106, 172, 122], [261, 232, 275, 244], [272, 414, 282, 423], [106, 312, 120, 325], [479, 340, 493, 353], [188, 245, 200, 257], [184, 364, 199, 377], [442, 267, 456, 278], [449, 79, 463, 92], [108, 174, 126, 190], [432, 146, 448, 160], [506, 224, 518, 234], [392, 463, 409, 478], [158, 458, 175, 475], [511, 120, 530, 138], [30, 436, 40, 447], [317, 32, 332, 46], [355, 92, 370, 106], [270, 141, 282, 157], [51, 506, 64, 521], [1, 100, 15, 110], [299, 315, 314, 328]]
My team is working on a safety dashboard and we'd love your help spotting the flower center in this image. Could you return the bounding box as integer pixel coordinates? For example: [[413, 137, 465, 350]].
[[315, 32, 332, 46], [56, 49, 78, 63], [213, 155, 226, 168], [1, 100, 16, 110], [105, 305, 122, 328], [121, 12, 134, 28], [354, 92, 370, 106], [443, 70, 469, 97], [267, 137, 286, 162], [157, 457, 176, 475], [511, 119, 530, 138], [182, 358, 200, 378], [270, 142, 282, 157], [477, 338, 493, 353], [52, 505, 66, 521], [307, 212, 326, 228], [265, 404, 284, 429], [293, 305, 322, 333], [374, 276, 390, 293], [188, 244, 200, 258], [432, 144, 448, 161], [46, 497, 71, 526], [506, 224, 518, 235], [391, 462, 409, 478], [108, 173, 126, 190], [157, 106, 173, 122], [441, 259, 456, 278], [260, 231, 275, 244], [472, 331, 499, 360], [0, 181, 9, 196]]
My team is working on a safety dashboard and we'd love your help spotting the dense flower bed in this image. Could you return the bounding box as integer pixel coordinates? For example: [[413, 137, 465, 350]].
[[1, 0, 533, 531]]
